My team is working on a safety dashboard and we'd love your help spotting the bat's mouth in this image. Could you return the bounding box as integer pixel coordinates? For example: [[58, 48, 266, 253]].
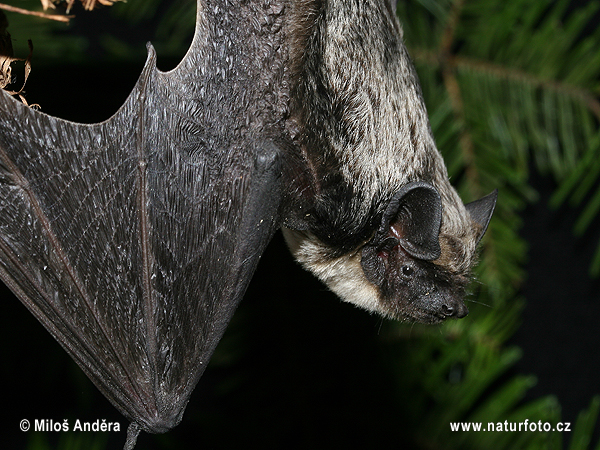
[[433, 294, 469, 319], [397, 302, 469, 324], [427, 299, 469, 323], [382, 287, 470, 324]]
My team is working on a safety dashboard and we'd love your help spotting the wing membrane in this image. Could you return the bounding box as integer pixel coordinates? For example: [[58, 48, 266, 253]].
[[0, 5, 285, 433]]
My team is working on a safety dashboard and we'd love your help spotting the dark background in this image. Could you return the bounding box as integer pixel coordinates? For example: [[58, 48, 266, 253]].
[[512, 173, 600, 433]]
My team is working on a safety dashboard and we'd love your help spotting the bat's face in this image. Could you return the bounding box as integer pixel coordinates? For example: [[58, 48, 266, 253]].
[[283, 183, 496, 324], [358, 182, 468, 323], [366, 248, 470, 323]]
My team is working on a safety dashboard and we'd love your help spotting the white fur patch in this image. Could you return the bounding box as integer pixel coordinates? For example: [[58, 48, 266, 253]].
[[282, 227, 383, 314]]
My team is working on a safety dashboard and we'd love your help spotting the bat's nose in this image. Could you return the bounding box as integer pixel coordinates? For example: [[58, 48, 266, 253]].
[[441, 300, 469, 318]]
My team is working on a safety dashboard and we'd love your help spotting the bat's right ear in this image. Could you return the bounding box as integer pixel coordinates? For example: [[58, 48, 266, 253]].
[[361, 182, 442, 287], [370, 181, 442, 261], [385, 182, 443, 260], [465, 189, 498, 244]]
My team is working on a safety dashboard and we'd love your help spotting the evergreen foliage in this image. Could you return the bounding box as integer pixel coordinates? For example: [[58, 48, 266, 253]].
[[390, 0, 600, 448]]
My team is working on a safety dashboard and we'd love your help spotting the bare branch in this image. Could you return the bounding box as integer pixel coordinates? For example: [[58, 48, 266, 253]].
[[0, 3, 72, 23]]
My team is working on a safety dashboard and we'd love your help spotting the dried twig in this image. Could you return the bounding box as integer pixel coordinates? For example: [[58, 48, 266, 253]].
[[0, 9, 37, 107], [0, 35, 36, 106], [0, 3, 72, 23], [44, 0, 123, 14]]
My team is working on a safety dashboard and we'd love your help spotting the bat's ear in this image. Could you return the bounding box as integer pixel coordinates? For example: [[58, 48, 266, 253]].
[[465, 189, 498, 244], [380, 181, 442, 260]]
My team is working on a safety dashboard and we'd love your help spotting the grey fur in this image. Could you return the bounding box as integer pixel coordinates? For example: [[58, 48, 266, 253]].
[[282, 0, 496, 323]]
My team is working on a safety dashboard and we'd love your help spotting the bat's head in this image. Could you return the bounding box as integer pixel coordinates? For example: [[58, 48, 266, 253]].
[[358, 183, 496, 322], [283, 185, 496, 324]]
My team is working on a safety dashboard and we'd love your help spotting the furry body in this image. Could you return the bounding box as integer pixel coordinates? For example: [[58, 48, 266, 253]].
[[282, 0, 496, 322]]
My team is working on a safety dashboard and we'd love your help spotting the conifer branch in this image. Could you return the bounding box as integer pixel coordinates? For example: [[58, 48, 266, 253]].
[[437, 0, 482, 195], [412, 48, 600, 123]]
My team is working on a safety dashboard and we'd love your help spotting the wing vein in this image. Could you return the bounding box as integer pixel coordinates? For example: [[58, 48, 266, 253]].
[[0, 136, 149, 417], [136, 70, 159, 416]]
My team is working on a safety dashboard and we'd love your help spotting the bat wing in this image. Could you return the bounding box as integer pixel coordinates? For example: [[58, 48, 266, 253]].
[[0, 1, 287, 443]]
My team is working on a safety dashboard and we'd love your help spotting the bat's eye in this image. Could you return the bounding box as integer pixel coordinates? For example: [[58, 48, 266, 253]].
[[401, 265, 414, 277]]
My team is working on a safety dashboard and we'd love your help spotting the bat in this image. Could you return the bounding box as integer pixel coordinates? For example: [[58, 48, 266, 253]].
[[0, 0, 496, 448]]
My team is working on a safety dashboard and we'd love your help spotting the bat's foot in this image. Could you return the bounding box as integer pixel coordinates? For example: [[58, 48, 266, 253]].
[[123, 422, 141, 450]]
